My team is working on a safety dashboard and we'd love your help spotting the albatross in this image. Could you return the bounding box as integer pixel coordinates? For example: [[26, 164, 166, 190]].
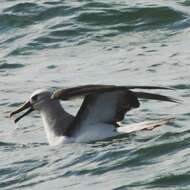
[[10, 85, 177, 145]]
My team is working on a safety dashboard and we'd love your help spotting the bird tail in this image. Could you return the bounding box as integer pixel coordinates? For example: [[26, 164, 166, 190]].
[[117, 117, 175, 134]]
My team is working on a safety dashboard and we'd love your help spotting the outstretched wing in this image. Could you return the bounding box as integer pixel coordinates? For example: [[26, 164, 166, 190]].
[[52, 84, 174, 100], [64, 90, 140, 136], [52, 85, 177, 137]]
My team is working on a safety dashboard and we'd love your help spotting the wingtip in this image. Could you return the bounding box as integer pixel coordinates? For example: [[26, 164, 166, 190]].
[[166, 96, 182, 104], [172, 98, 183, 104], [126, 86, 175, 90]]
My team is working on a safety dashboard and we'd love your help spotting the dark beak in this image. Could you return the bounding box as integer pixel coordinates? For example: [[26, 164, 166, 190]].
[[10, 101, 34, 123]]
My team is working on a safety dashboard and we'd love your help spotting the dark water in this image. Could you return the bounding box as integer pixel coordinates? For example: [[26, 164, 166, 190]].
[[0, 0, 190, 189]]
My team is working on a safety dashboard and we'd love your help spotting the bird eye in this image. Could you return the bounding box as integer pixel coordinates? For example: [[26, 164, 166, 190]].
[[32, 95, 38, 101]]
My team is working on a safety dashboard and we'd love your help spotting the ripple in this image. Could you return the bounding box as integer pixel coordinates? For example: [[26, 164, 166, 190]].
[[0, 159, 47, 189], [46, 65, 57, 69], [149, 173, 190, 187], [181, 1, 190, 6], [77, 6, 187, 30], [1, 3, 76, 30], [4, 3, 45, 15], [171, 84, 190, 89], [50, 28, 87, 38], [0, 141, 16, 147], [0, 13, 34, 30], [0, 63, 24, 70]]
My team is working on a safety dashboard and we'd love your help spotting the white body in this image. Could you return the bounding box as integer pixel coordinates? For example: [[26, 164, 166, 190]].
[[41, 116, 173, 145]]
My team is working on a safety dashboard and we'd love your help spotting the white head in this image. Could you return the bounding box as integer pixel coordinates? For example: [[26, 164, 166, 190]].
[[10, 89, 55, 122], [29, 89, 53, 110]]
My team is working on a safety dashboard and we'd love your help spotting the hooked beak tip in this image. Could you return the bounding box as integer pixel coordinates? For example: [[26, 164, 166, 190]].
[[10, 111, 16, 118]]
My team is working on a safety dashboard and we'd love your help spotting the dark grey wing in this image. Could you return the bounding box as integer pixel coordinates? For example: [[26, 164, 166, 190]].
[[58, 85, 178, 137], [52, 84, 174, 100], [64, 90, 139, 136], [133, 91, 179, 103]]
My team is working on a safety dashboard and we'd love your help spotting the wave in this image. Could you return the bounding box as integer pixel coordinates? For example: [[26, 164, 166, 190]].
[[0, 2, 189, 57]]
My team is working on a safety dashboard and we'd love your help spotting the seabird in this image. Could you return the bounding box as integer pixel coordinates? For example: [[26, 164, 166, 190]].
[[10, 85, 177, 145]]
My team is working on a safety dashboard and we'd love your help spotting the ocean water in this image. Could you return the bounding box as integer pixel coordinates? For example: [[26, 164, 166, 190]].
[[0, 0, 190, 189]]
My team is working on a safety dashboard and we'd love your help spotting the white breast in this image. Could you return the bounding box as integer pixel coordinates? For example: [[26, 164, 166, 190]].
[[74, 123, 118, 143], [41, 114, 74, 145], [41, 112, 119, 144]]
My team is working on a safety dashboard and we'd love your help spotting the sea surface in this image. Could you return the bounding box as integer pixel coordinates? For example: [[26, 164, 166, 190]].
[[0, 0, 190, 189]]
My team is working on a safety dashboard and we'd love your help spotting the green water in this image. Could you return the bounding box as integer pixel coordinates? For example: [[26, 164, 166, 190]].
[[0, 0, 190, 189]]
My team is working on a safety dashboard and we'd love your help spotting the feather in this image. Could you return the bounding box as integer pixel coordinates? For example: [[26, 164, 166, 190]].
[[133, 91, 179, 103], [52, 84, 173, 100]]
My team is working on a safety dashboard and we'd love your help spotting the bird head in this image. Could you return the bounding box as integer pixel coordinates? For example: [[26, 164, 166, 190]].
[[10, 89, 52, 123]]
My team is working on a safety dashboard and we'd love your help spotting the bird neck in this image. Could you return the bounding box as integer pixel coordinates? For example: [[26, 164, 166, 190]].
[[39, 100, 73, 145]]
